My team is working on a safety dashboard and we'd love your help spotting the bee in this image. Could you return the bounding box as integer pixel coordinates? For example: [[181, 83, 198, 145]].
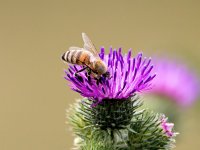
[[61, 33, 110, 82]]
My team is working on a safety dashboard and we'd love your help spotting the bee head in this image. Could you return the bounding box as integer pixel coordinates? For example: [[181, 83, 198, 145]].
[[102, 71, 111, 79]]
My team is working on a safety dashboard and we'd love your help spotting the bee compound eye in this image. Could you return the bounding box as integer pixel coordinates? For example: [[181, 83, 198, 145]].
[[106, 71, 110, 76], [102, 71, 110, 78]]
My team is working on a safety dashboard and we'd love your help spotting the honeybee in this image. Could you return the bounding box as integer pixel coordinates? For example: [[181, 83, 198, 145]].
[[62, 33, 110, 81]]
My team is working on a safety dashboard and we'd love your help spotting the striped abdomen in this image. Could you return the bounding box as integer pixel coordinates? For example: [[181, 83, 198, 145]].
[[62, 50, 93, 66]]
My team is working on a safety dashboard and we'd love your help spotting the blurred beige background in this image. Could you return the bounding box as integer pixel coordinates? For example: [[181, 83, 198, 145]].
[[0, 0, 200, 149]]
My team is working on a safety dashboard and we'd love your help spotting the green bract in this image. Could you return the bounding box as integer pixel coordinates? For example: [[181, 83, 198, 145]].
[[67, 95, 176, 150]]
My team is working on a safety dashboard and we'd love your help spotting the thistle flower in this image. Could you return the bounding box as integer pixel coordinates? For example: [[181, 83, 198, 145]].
[[160, 115, 178, 137], [64, 47, 177, 149], [64, 47, 156, 105], [150, 59, 199, 107]]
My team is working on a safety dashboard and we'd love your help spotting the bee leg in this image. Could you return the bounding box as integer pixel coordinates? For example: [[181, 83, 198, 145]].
[[99, 77, 103, 84], [87, 75, 91, 82], [96, 78, 100, 86], [86, 69, 91, 82], [95, 77, 102, 85], [87, 68, 92, 76], [74, 66, 88, 76]]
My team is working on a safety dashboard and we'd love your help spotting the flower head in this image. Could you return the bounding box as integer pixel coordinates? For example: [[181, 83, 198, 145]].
[[160, 115, 177, 137], [150, 59, 199, 107], [64, 47, 156, 105]]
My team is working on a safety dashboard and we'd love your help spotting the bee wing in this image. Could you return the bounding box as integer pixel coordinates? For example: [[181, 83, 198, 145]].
[[82, 33, 99, 57], [69, 46, 83, 51], [69, 46, 89, 54]]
